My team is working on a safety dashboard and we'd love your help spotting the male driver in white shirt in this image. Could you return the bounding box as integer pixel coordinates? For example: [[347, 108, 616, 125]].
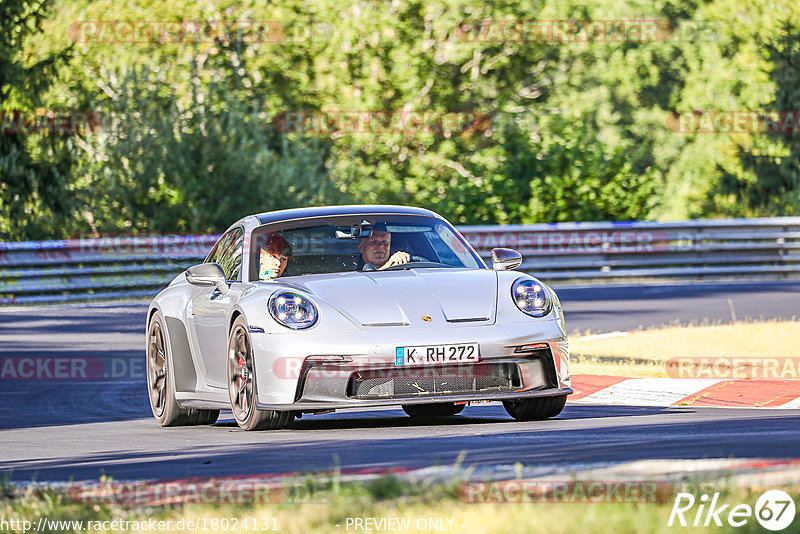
[[358, 230, 411, 270]]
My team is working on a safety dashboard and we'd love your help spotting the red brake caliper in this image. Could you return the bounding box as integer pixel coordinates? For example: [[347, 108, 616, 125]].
[[238, 355, 246, 388], [238, 354, 249, 414]]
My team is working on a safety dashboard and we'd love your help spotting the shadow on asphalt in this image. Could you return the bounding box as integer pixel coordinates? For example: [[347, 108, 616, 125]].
[[0, 377, 150, 431], [0, 393, 660, 432], [2, 405, 799, 482], [0, 307, 147, 337], [285, 404, 665, 430]]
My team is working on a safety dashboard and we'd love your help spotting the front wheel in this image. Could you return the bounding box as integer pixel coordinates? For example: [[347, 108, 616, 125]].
[[503, 395, 567, 421], [227, 316, 292, 431], [402, 402, 465, 418]]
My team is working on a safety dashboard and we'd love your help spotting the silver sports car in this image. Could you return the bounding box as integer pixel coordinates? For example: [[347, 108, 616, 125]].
[[146, 205, 572, 430]]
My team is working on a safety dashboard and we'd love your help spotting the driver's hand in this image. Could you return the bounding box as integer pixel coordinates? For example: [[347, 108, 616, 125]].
[[379, 251, 411, 269]]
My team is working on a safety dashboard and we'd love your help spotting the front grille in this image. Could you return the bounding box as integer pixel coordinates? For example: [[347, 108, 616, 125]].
[[347, 362, 522, 399]]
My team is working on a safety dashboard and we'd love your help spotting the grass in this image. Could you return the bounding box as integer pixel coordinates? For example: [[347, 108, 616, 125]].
[[570, 319, 800, 378], [2, 475, 799, 533]]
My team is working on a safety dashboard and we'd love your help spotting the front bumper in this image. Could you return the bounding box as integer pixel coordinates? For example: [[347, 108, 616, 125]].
[[250, 318, 570, 411], [270, 388, 574, 411]]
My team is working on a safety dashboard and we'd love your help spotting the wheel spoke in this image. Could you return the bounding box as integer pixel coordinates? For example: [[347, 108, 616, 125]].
[[227, 326, 255, 421], [147, 320, 169, 417]]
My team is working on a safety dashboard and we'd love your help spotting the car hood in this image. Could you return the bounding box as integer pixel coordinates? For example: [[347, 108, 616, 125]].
[[287, 268, 498, 327]]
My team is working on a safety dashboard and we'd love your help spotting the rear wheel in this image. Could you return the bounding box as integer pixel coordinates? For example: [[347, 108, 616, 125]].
[[503, 395, 567, 421], [198, 410, 220, 425], [402, 402, 465, 418], [227, 316, 292, 431], [147, 311, 219, 426]]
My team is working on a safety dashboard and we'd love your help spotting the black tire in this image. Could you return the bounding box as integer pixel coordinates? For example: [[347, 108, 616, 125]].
[[200, 410, 220, 425], [227, 316, 292, 431], [502, 395, 567, 421], [402, 402, 465, 418], [147, 311, 219, 426]]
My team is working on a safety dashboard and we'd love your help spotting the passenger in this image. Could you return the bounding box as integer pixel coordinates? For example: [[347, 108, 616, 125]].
[[258, 234, 292, 279], [358, 230, 411, 270]]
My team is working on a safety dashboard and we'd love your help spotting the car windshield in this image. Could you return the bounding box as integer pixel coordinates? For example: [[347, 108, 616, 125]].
[[249, 214, 483, 279]]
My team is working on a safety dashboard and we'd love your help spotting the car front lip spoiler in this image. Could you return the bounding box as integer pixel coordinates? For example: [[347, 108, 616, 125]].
[[256, 386, 573, 411]]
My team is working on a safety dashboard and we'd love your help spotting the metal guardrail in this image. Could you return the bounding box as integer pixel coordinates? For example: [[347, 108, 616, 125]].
[[459, 217, 800, 281], [0, 235, 219, 304], [1, 217, 799, 304]]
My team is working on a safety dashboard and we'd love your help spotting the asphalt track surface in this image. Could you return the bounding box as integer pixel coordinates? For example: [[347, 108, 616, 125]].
[[1, 281, 798, 482]]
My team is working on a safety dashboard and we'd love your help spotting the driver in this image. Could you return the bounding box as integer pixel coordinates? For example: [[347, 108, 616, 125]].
[[258, 234, 292, 279], [358, 230, 411, 270]]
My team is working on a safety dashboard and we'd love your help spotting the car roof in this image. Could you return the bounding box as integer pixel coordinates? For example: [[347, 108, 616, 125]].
[[252, 205, 442, 225]]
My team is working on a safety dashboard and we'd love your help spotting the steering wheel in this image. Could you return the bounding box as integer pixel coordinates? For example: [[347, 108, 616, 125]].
[[362, 255, 431, 272]]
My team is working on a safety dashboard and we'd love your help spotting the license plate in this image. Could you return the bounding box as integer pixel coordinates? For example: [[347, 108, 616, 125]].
[[395, 343, 480, 366]]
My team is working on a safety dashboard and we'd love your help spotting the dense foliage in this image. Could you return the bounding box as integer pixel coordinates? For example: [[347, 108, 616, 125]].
[[1, 0, 799, 239]]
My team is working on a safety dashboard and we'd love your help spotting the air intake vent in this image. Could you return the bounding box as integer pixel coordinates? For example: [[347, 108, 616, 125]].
[[347, 362, 522, 399]]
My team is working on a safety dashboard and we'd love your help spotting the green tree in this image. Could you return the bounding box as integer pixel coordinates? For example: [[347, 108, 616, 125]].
[[80, 58, 340, 234], [733, 22, 800, 214], [0, 0, 76, 239], [7, 0, 800, 238]]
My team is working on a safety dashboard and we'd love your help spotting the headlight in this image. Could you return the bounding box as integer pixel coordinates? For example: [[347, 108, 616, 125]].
[[511, 278, 552, 317], [268, 290, 318, 329], [551, 288, 566, 331]]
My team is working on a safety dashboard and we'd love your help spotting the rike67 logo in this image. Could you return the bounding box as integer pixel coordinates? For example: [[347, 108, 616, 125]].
[[668, 490, 796, 531]]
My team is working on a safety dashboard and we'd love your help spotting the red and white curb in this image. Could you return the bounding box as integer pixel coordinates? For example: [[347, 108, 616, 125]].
[[570, 375, 800, 408]]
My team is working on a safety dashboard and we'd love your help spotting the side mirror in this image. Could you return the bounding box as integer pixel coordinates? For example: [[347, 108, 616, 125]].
[[185, 263, 229, 295], [491, 248, 522, 271]]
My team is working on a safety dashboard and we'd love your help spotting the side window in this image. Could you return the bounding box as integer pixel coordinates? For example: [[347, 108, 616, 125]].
[[204, 238, 222, 264], [206, 228, 244, 281]]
